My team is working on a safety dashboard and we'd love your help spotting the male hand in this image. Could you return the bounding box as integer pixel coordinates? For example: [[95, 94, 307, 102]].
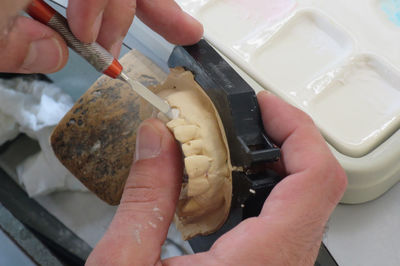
[[87, 92, 347, 265], [0, 0, 203, 74]]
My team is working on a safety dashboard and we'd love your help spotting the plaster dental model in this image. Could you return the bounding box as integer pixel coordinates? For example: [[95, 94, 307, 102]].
[[142, 67, 232, 240]]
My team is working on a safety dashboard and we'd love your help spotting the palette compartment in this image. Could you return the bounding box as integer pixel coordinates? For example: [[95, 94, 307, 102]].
[[308, 54, 400, 157], [194, 0, 297, 45], [248, 9, 354, 103]]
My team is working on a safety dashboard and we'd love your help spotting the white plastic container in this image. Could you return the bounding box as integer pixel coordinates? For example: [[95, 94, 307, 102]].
[[175, 0, 400, 204]]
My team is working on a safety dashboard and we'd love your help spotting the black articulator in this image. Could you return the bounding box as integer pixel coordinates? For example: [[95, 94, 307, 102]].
[[168, 40, 282, 252]]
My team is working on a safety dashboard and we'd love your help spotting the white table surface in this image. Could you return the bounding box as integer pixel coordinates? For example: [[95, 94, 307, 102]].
[[325, 183, 400, 266]]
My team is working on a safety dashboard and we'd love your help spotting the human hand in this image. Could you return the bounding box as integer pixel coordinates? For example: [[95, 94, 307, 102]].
[[0, 0, 202, 74], [86, 91, 347, 265]]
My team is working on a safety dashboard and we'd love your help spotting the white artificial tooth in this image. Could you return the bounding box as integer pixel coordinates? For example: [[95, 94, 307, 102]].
[[184, 155, 212, 178], [173, 125, 200, 143], [182, 139, 203, 156]]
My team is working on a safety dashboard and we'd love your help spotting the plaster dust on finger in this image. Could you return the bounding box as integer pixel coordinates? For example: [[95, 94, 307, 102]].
[[133, 224, 143, 244], [0, 0, 30, 41], [148, 221, 157, 229], [153, 205, 164, 222]]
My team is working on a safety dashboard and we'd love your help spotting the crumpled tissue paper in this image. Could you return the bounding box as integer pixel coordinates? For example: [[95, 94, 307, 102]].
[[0, 77, 87, 196]]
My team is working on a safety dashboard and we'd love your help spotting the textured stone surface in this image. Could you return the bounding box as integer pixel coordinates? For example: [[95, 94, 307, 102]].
[[51, 50, 167, 205]]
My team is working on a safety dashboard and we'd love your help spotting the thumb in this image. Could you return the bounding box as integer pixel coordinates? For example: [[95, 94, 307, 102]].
[[87, 118, 183, 265], [0, 16, 68, 73]]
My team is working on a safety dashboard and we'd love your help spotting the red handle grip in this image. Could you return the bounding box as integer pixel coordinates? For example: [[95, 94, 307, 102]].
[[26, 0, 56, 24]]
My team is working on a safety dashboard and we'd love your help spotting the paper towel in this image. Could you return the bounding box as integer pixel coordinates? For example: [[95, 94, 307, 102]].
[[0, 112, 19, 145], [0, 78, 73, 139], [0, 77, 87, 196]]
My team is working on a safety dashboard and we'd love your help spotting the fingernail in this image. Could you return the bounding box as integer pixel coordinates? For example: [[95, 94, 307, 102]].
[[258, 90, 271, 97], [22, 37, 63, 73], [91, 10, 104, 42], [110, 37, 124, 58], [135, 123, 162, 162]]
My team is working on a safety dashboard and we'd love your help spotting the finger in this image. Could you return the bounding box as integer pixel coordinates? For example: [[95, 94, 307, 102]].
[[0, 16, 68, 73], [257, 91, 346, 216], [136, 0, 203, 45], [257, 91, 346, 186], [0, 0, 30, 31], [67, 0, 108, 43], [96, 0, 136, 57], [86, 119, 183, 265]]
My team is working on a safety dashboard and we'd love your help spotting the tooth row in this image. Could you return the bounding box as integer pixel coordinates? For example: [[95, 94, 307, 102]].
[[167, 118, 213, 204]]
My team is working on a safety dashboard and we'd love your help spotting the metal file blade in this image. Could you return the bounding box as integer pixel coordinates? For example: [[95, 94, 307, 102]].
[[119, 72, 177, 120]]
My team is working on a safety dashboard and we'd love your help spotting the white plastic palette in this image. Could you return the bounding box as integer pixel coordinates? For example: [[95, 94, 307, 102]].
[[176, 0, 400, 203]]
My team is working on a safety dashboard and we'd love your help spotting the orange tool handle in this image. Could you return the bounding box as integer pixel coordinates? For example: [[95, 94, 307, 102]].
[[26, 0, 56, 24], [26, 0, 123, 79]]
